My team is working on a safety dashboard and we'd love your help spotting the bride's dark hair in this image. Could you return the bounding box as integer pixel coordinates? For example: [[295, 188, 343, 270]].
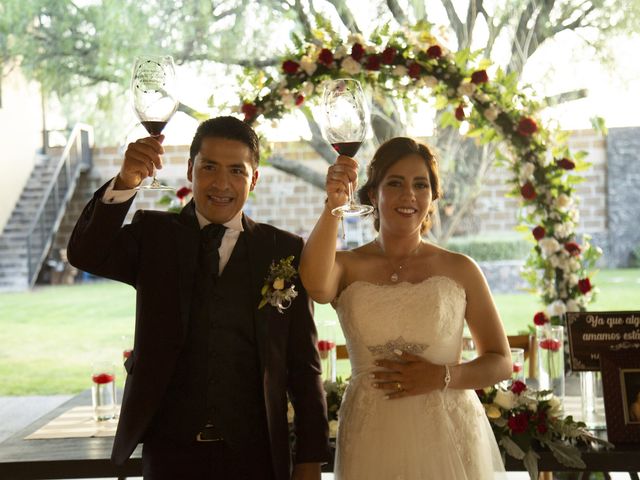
[[357, 137, 442, 234]]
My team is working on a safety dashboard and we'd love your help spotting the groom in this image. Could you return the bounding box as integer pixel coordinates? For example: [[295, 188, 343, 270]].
[[68, 116, 330, 479]]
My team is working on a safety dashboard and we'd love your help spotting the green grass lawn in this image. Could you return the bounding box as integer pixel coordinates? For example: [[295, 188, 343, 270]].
[[1, 269, 638, 395]]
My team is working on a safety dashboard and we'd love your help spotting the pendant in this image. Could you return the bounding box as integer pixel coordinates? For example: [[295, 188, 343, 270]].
[[390, 272, 399, 282]]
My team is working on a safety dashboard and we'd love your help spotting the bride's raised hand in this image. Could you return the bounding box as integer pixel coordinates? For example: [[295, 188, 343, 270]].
[[370, 351, 447, 400], [325, 155, 358, 212]]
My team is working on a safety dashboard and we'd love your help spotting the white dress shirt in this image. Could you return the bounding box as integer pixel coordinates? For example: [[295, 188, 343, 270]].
[[102, 177, 243, 275]]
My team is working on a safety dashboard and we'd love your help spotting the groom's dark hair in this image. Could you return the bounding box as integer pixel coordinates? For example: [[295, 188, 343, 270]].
[[189, 116, 260, 167]]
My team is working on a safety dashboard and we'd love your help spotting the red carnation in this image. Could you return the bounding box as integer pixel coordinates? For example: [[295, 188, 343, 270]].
[[351, 43, 365, 61], [520, 181, 537, 200], [426, 45, 443, 59], [381, 46, 397, 64], [176, 186, 192, 199], [533, 311, 549, 326], [471, 69, 489, 84], [295, 94, 305, 106], [318, 48, 334, 66], [318, 340, 335, 352], [557, 157, 576, 170], [455, 104, 465, 121], [366, 54, 381, 71], [564, 241, 582, 256], [282, 59, 300, 75], [517, 117, 538, 136], [539, 339, 562, 352], [241, 103, 258, 122], [408, 62, 421, 79], [578, 278, 592, 294], [92, 373, 115, 384], [532, 226, 546, 241], [508, 412, 530, 434], [510, 380, 527, 395]]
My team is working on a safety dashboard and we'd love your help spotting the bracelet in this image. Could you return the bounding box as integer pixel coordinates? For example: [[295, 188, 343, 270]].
[[443, 364, 451, 392]]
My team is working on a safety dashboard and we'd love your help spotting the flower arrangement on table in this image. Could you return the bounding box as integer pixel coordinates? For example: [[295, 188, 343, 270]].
[[158, 186, 192, 213], [478, 381, 612, 480]]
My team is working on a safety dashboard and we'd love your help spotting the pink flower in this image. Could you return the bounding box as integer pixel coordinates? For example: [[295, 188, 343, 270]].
[[517, 117, 538, 136], [533, 311, 549, 326], [557, 157, 576, 170], [318, 48, 334, 66], [282, 60, 300, 75], [426, 45, 442, 59], [578, 278, 592, 294], [510, 380, 527, 395], [366, 54, 381, 71], [520, 181, 537, 200], [381, 47, 397, 64], [408, 62, 421, 78], [564, 241, 582, 256], [454, 104, 465, 121], [471, 70, 489, 84], [532, 226, 546, 241], [351, 43, 365, 61], [176, 187, 192, 199]]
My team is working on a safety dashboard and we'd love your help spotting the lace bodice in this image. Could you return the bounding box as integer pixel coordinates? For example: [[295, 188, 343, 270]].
[[335, 276, 467, 378]]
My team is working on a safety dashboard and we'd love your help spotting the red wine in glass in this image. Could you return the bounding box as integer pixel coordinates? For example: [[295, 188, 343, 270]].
[[331, 141, 362, 157], [141, 121, 168, 137]]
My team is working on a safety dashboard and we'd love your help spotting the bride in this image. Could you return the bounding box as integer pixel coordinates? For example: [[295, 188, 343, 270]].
[[299, 137, 511, 479]]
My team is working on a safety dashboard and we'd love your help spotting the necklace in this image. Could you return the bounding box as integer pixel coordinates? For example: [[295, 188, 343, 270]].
[[375, 238, 423, 283]]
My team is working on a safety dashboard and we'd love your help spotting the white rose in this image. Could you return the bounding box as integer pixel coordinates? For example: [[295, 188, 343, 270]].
[[520, 162, 535, 181], [457, 82, 476, 97], [474, 91, 490, 102], [553, 222, 570, 238], [555, 194, 571, 209], [348, 33, 365, 45], [329, 419, 339, 437], [548, 395, 563, 416], [281, 91, 295, 108], [494, 390, 516, 410], [484, 106, 499, 121], [300, 82, 314, 97], [566, 299, 580, 312], [569, 258, 581, 272], [392, 65, 408, 77], [365, 44, 376, 54], [334, 45, 347, 60], [549, 255, 560, 268], [539, 237, 561, 257], [300, 56, 317, 76], [568, 274, 579, 286], [547, 300, 567, 317], [340, 56, 362, 75]]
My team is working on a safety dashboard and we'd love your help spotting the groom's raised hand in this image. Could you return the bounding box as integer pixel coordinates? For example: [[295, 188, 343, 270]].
[[370, 350, 447, 400], [115, 135, 165, 190]]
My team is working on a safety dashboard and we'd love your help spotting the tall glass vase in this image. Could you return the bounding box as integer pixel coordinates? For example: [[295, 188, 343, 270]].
[[536, 325, 565, 399], [580, 371, 606, 429]]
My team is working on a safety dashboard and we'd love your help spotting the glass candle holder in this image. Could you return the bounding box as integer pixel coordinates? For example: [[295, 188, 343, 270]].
[[536, 325, 565, 399], [510, 347, 525, 383]]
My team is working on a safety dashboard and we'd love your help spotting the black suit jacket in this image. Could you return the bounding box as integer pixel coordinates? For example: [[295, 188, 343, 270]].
[[67, 181, 330, 480]]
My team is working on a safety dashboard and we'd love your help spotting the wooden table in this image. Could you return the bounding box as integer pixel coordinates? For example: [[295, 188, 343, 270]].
[[1, 391, 639, 479]]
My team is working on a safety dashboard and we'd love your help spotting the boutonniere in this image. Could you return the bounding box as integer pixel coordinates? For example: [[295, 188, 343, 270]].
[[259, 255, 299, 313]]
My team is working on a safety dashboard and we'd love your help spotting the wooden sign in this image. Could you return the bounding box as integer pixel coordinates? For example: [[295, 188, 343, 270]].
[[566, 311, 640, 371]]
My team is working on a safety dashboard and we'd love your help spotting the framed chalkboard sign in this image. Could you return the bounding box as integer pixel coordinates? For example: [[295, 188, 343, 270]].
[[566, 311, 640, 371]]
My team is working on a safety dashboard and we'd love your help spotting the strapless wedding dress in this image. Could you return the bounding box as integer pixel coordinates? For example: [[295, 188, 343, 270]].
[[334, 276, 506, 479]]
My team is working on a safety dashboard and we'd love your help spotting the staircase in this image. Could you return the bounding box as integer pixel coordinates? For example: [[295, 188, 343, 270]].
[[0, 125, 93, 291]]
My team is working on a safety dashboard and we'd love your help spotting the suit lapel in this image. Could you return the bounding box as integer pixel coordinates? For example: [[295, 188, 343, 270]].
[[175, 201, 201, 336], [242, 214, 274, 373]]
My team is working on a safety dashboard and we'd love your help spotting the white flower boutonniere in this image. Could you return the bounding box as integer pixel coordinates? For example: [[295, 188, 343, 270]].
[[259, 255, 299, 313]]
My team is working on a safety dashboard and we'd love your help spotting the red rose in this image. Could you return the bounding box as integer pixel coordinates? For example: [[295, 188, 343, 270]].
[[532, 226, 546, 241], [517, 117, 538, 136], [513, 362, 523, 373], [381, 46, 397, 64], [351, 43, 365, 61], [578, 278, 592, 294], [295, 94, 305, 106], [317, 340, 335, 352], [176, 186, 192, 199], [557, 157, 576, 170], [510, 380, 527, 395], [318, 48, 334, 66], [475, 389, 485, 399], [564, 241, 582, 256], [426, 45, 442, 59], [539, 338, 562, 352], [508, 412, 530, 434], [471, 69, 489, 84], [366, 54, 381, 71], [537, 423, 548, 434], [454, 104, 465, 121], [408, 62, 421, 78], [533, 311, 549, 326], [92, 373, 115, 384], [282, 59, 300, 75], [241, 103, 258, 122], [520, 181, 537, 200]]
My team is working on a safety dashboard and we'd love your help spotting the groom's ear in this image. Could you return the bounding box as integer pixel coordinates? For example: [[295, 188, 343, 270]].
[[250, 168, 260, 191]]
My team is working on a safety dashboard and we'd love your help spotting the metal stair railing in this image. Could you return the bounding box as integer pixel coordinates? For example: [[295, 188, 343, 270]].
[[26, 123, 93, 287]]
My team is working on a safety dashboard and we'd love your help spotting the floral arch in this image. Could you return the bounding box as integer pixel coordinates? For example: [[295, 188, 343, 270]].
[[234, 22, 600, 327]]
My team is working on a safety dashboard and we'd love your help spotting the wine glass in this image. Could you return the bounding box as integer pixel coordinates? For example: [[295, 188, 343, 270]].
[[130, 55, 179, 190], [322, 78, 374, 217]]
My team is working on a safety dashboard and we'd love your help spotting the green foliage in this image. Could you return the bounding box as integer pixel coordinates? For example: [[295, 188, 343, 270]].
[[445, 236, 532, 261]]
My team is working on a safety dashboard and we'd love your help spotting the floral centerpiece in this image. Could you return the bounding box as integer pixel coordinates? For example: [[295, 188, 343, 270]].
[[478, 381, 612, 479]]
